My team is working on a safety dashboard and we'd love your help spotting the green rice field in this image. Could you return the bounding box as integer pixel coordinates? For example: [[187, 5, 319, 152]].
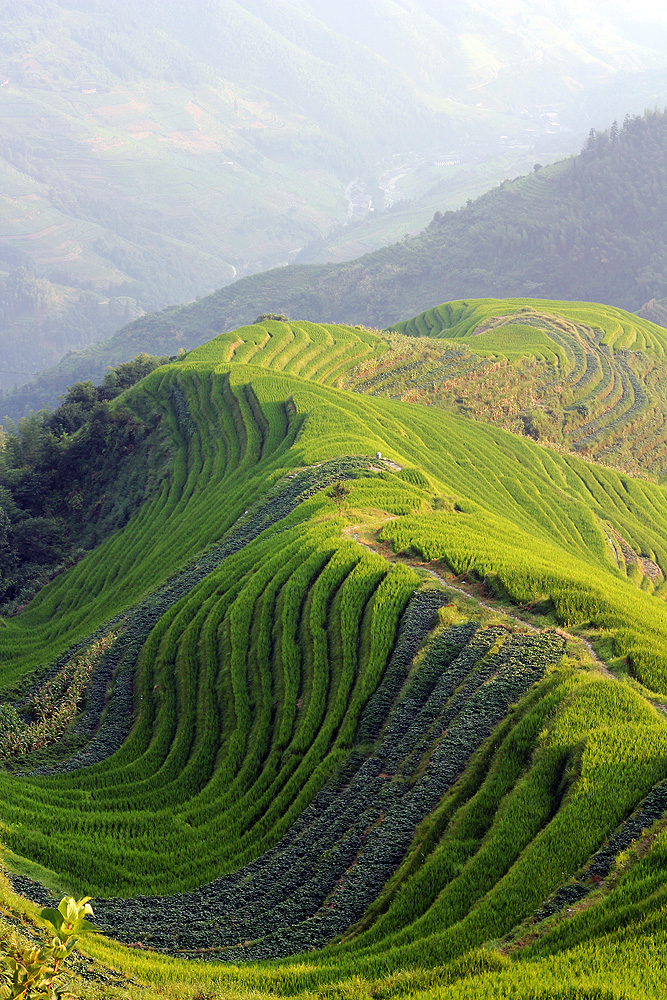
[[2, 312, 667, 999]]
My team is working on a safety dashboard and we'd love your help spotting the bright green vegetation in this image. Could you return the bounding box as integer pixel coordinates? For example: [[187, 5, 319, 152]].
[[3, 317, 667, 996], [345, 297, 667, 480], [454, 323, 567, 364], [1, 895, 98, 999], [394, 297, 666, 352]]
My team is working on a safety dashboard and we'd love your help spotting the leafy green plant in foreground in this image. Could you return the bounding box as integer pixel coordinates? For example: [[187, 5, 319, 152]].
[[0, 897, 97, 999]]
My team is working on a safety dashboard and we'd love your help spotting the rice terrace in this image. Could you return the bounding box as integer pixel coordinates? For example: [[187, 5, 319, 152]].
[[4, 307, 667, 999]]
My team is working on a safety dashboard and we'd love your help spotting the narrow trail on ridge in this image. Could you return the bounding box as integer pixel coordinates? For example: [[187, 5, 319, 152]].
[[347, 528, 613, 677], [345, 524, 667, 947]]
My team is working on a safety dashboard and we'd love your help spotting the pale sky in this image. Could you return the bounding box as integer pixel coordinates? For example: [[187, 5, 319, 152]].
[[605, 0, 667, 22]]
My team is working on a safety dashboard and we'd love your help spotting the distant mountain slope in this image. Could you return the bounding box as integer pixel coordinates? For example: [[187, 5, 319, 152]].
[[5, 109, 667, 420], [210, 109, 667, 322], [4, 2, 667, 389]]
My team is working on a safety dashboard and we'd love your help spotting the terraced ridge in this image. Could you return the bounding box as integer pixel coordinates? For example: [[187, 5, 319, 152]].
[[4, 316, 667, 997], [0, 474, 425, 892], [18, 456, 393, 778], [347, 298, 667, 480], [85, 613, 565, 959], [187, 318, 388, 387]]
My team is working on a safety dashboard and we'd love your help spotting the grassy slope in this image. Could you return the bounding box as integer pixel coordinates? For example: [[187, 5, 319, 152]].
[[2, 319, 667, 996]]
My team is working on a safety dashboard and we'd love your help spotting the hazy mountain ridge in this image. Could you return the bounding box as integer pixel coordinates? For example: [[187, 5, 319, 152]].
[[3, 1, 667, 391], [6, 108, 667, 420]]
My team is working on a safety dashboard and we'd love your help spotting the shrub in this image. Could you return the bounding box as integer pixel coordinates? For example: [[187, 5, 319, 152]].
[[0, 896, 97, 999]]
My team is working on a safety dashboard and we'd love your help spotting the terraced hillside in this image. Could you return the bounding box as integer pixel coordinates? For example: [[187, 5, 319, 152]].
[[346, 298, 667, 481], [3, 318, 667, 998]]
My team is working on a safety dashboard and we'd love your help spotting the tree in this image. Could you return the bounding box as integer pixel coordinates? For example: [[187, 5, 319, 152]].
[[328, 480, 351, 515]]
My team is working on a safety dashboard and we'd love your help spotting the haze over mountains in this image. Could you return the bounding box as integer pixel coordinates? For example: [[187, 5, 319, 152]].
[[3, 0, 667, 393], [6, 107, 667, 420]]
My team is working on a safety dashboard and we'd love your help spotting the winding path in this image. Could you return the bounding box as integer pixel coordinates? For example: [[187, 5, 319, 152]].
[[348, 528, 610, 672]]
